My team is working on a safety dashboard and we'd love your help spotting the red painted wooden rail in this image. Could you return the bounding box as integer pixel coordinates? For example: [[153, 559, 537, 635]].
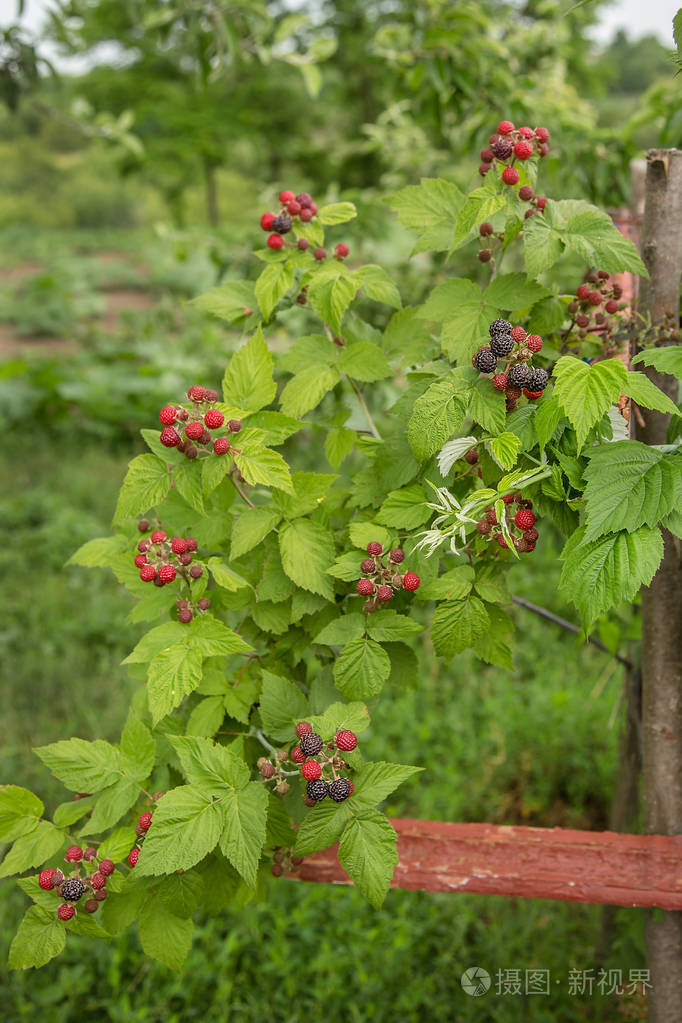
[[289, 820, 682, 910]]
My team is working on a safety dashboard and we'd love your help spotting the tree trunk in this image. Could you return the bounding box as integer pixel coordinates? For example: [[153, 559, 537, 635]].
[[202, 154, 220, 227], [635, 148, 682, 1023]]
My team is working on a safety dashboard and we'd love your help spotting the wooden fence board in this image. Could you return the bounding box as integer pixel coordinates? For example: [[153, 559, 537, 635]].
[[290, 819, 682, 909]]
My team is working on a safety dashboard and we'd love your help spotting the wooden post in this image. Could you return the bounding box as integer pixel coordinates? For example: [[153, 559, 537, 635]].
[[635, 148, 682, 1023]]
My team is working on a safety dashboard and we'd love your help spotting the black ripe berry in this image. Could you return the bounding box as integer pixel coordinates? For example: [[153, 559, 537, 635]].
[[474, 348, 497, 374], [490, 333, 514, 357], [528, 367, 549, 391], [507, 364, 531, 388], [271, 214, 292, 235], [299, 732, 323, 756], [61, 878, 87, 902], [305, 779, 329, 802], [491, 138, 513, 160], [329, 778, 352, 802], [489, 318, 513, 340]]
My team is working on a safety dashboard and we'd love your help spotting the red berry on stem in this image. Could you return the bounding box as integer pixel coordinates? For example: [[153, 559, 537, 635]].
[[576, 284, 590, 300], [140, 565, 156, 582], [336, 730, 358, 752], [376, 585, 393, 602], [492, 373, 508, 391], [227, 419, 242, 434], [335, 242, 349, 258], [204, 409, 225, 429], [151, 530, 167, 543], [267, 234, 284, 250], [99, 859, 115, 876], [91, 872, 106, 890], [287, 201, 302, 215], [159, 406, 177, 426], [479, 222, 493, 236], [295, 722, 313, 738], [535, 197, 547, 211], [291, 746, 306, 764], [367, 541, 383, 556], [313, 247, 327, 261], [480, 148, 495, 163], [515, 509, 536, 530], [502, 167, 520, 186], [187, 385, 206, 401], [158, 564, 177, 584], [58, 904, 75, 921], [213, 437, 231, 455], [518, 185, 533, 201], [279, 190, 295, 203], [185, 421, 204, 441], [171, 537, 187, 555], [160, 427, 181, 448], [297, 238, 309, 251], [513, 140, 533, 161], [605, 299, 619, 314], [39, 868, 57, 891], [186, 538, 198, 552], [138, 812, 153, 832], [478, 249, 491, 263], [518, 126, 534, 139], [301, 760, 322, 781], [497, 120, 515, 135], [128, 849, 139, 868], [65, 845, 83, 863], [134, 554, 147, 568], [300, 207, 314, 221], [588, 291, 602, 306], [357, 578, 374, 596], [535, 127, 550, 142], [478, 163, 492, 176], [510, 326, 527, 343], [403, 572, 420, 591], [526, 334, 543, 352], [260, 212, 275, 231]]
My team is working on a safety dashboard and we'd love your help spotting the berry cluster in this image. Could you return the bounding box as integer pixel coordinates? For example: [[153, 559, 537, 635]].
[[479, 121, 550, 196], [270, 846, 304, 878], [159, 384, 242, 458], [355, 542, 420, 611], [260, 189, 349, 263], [475, 493, 539, 554], [38, 844, 116, 921], [566, 270, 627, 348], [292, 722, 357, 805], [474, 319, 549, 410], [127, 809, 155, 869], [135, 521, 209, 622]]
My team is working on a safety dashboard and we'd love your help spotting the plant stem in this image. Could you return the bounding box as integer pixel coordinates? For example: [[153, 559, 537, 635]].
[[511, 595, 632, 668], [229, 470, 255, 508], [346, 375, 382, 440]]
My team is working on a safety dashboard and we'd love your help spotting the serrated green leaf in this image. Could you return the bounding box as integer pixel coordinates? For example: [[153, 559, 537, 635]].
[[354, 265, 402, 310], [486, 432, 521, 470], [138, 901, 193, 972], [622, 370, 681, 417], [192, 279, 256, 323], [430, 596, 489, 657], [416, 567, 474, 602], [218, 782, 268, 887], [147, 643, 204, 724], [385, 178, 463, 254], [451, 187, 506, 251], [316, 201, 357, 225], [0, 786, 43, 842], [474, 604, 515, 670], [313, 613, 366, 646], [553, 357, 627, 449], [9, 906, 66, 970], [306, 263, 357, 333], [534, 392, 564, 450], [114, 454, 171, 524], [307, 701, 371, 741], [273, 471, 337, 519], [66, 535, 126, 568], [469, 379, 506, 434], [186, 696, 225, 737], [376, 484, 430, 529], [230, 506, 282, 560], [35, 738, 123, 793], [172, 460, 204, 514], [0, 821, 64, 878], [120, 713, 156, 781], [484, 273, 550, 311], [333, 637, 390, 699], [564, 208, 648, 277], [338, 341, 392, 382], [632, 346, 682, 379], [135, 786, 223, 875], [325, 426, 356, 469], [259, 671, 309, 741], [338, 810, 397, 908], [348, 521, 392, 551], [294, 799, 351, 856], [437, 436, 479, 476], [279, 365, 340, 419], [80, 778, 139, 837], [223, 327, 277, 413], [279, 520, 335, 599], [208, 557, 250, 592], [366, 610, 423, 642], [407, 378, 467, 462], [233, 442, 293, 495], [254, 262, 294, 320], [170, 735, 249, 792]]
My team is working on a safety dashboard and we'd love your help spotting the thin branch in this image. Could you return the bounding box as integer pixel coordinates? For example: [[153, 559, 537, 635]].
[[347, 375, 382, 440], [511, 595, 633, 669], [229, 469, 255, 508]]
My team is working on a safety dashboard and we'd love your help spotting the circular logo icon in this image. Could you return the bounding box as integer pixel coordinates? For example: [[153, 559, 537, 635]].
[[461, 966, 491, 997]]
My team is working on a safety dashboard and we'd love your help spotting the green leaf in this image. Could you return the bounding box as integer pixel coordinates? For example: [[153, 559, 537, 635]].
[[416, 567, 474, 602], [123, 622, 188, 664], [564, 208, 648, 277], [313, 613, 366, 646], [223, 327, 277, 413], [187, 696, 225, 737], [9, 906, 65, 970], [80, 778, 140, 837], [316, 201, 357, 225], [233, 441, 294, 495], [348, 521, 392, 551], [273, 471, 337, 519], [279, 365, 340, 419], [35, 738, 123, 793], [351, 760, 423, 809], [218, 782, 268, 887], [385, 178, 464, 254], [98, 826, 137, 863], [172, 460, 204, 514], [208, 558, 250, 592], [437, 436, 479, 476], [254, 262, 294, 320], [376, 484, 430, 529], [294, 799, 350, 856], [170, 736, 249, 793], [354, 265, 402, 310], [553, 357, 627, 449], [192, 279, 256, 323], [307, 701, 371, 741], [622, 371, 682, 418], [582, 443, 682, 541], [138, 902, 193, 972], [279, 520, 336, 599], [114, 454, 171, 524], [190, 615, 252, 656], [338, 341, 392, 382], [486, 432, 521, 470], [632, 346, 682, 379], [484, 273, 550, 311], [534, 393, 564, 450], [325, 426, 356, 469], [338, 810, 398, 908], [451, 186, 506, 251], [407, 378, 467, 462], [385, 641, 419, 688], [120, 713, 156, 781], [135, 786, 223, 875], [259, 671, 309, 741], [366, 610, 423, 642], [430, 596, 489, 657], [559, 525, 664, 624], [147, 644, 204, 724], [469, 379, 506, 434], [418, 277, 482, 322], [0, 786, 43, 842], [474, 604, 515, 670], [230, 506, 281, 560], [306, 263, 357, 333], [333, 637, 390, 699], [66, 535, 126, 568], [0, 821, 64, 877], [523, 202, 565, 277]]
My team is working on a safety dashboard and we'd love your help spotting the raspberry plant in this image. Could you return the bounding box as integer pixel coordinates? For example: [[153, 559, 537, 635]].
[[3, 123, 681, 973]]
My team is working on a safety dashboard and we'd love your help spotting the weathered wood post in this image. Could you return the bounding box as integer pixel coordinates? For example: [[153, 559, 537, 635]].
[[635, 148, 682, 1023]]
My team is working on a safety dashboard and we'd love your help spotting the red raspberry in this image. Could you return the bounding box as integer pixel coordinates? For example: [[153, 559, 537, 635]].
[[389, 548, 405, 564], [214, 438, 231, 455], [159, 406, 177, 426], [501, 167, 520, 186], [480, 148, 495, 163], [291, 746, 306, 764], [376, 585, 393, 602], [267, 233, 284, 250], [171, 537, 187, 555], [479, 222, 494, 236], [300, 207, 314, 221], [140, 565, 157, 582], [538, 144, 549, 157], [535, 127, 550, 142], [336, 730, 358, 752], [576, 314, 590, 328], [367, 542, 383, 556], [151, 530, 167, 543], [186, 538, 198, 552], [260, 212, 275, 230], [65, 845, 83, 863], [486, 508, 498, 525], [335, 243, 349, 258], [518, 126, 534, 139], [99, 859, 115, 876], [403, 572, 420, 591], [138, 812, 153, 832], [134, 554, 147, 568], [313, 247, 327, 261], [492, 373, 508, 391], [160, 427, 181, 448], [526, 334, 543, 352], [515, 509, 536, 530], [505, 386, 522, 400], [187, 385, 207, 401], [227, 419, 242, 434], [39, 868, 57, 891], [523, 389, 543, 400], [518, 185, 534, 201], [524, 209, 536, 221], [510, 326, 527, 344], [605, 299, 619, 314], [501, 494, 514, 505], [535, 196, 547, 211], [588, 291, 602, 306], [204, 409, 225, 429], [361, 558, 376, 574], [524, 527, 539, 542], [90, 872, 106, 890], [157, 564, 176, 583], [128, 849, 139, 868], [357, 579, 374, 596], [287, 201, 302, 215], [279, 190, 295, 203], [497, 120, 515, 135], [478, 163, 492, 176], [478, 249, 491, 263], [301, 760, 322, 781], [576, 284, 590, 300], [185, 421, 204, 441], [296, 722, 313, 738], [58, 904, 75, 921], [513, 140, 533, 160], [178, 608, 193, 623], [297, 238, 309, 251], [496, 534, 509, 549]]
